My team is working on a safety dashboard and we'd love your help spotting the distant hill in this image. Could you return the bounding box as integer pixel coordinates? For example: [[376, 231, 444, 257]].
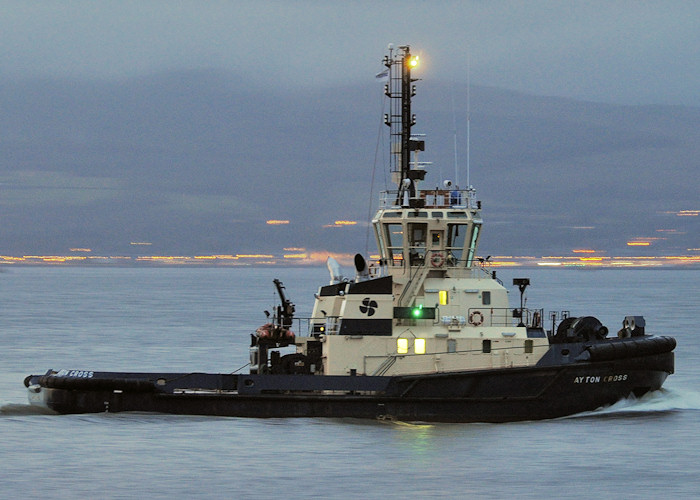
[[1, 70, 698, 258]]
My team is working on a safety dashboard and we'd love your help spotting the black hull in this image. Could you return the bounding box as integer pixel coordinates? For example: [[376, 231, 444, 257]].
[[26, 348, 674, 423]]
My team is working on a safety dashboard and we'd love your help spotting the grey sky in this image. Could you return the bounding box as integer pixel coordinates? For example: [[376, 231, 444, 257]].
[[2, 1, 698, 106]]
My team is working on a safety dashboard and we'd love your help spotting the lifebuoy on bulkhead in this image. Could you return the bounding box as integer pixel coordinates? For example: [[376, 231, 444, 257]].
[[431, 253, 445, 267], [469, 310, 484, 326]]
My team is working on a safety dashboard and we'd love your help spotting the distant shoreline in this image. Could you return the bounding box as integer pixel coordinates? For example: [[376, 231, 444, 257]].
[[2, 254, 698, 269]]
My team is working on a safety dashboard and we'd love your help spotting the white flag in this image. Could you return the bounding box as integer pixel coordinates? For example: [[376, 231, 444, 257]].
[[375, 69, 389, 81]]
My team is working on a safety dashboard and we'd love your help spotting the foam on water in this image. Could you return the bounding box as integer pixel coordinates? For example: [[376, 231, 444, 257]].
[[568, 386, 700, 420]]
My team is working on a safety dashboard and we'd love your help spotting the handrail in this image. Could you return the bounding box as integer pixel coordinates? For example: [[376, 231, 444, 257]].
[[370, 356, 397, 376], [363, 341, 551, 378], [379, 188, 478, 210], [463, 307, 544, 328], [288, 308, 544, 336], [397, 260, 428, 306]]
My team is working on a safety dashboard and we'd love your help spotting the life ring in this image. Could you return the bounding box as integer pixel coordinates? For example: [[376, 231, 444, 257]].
[[469, 310, 484, 326], [430, 253, 445, 267]]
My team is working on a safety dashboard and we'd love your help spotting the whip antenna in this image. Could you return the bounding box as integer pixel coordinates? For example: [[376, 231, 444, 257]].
[[451, 86, 458, 186], [466, 47, 471, 187]]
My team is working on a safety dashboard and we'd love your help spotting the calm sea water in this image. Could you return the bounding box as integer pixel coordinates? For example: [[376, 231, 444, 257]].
[[1, 266, 699, 499]]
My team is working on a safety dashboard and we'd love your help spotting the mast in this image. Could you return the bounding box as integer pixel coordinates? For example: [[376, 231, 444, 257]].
[[383, 45, 425, 207], [375, 45, 483, 273]]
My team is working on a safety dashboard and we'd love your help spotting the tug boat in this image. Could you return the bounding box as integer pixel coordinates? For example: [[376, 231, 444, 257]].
[[25, 45, 675, 422]]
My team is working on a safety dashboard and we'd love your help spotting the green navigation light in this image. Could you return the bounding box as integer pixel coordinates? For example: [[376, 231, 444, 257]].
[[394, 306, 436, 320]]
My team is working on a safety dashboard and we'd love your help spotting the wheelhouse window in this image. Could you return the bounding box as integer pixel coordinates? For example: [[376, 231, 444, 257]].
[[384, 223, 404, 265], [447, 223, 467, 265], [408, 223, 427, 266], [466, 223, 481, 267], [482, 291, 491, 305], [374, 224, 386, 258]]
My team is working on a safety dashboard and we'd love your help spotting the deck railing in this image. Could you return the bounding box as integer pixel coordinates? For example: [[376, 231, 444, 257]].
[[378, 188, 478, 210], [283, 306, 545, 338]]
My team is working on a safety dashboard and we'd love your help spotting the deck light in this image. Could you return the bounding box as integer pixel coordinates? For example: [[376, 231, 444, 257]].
[[397, 338, 408, 354]]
